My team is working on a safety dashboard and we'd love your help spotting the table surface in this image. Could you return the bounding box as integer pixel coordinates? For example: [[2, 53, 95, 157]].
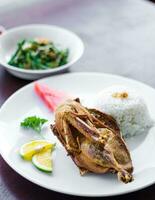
[[1, 0, 155, 199]]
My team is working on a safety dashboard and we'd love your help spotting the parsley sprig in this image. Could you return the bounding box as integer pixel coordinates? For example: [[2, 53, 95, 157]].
[[20, 116, 48, 133]]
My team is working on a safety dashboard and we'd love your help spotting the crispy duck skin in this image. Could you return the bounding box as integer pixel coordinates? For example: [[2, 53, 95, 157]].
[[51, 98, 133, 183]]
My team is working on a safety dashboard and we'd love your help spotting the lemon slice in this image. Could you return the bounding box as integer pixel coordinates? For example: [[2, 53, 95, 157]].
[[20, 140, 54, 161], [32, 148, 53, 173]]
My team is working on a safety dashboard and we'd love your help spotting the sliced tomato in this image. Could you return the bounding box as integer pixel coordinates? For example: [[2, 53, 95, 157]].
[[34, 82, 69, 112]]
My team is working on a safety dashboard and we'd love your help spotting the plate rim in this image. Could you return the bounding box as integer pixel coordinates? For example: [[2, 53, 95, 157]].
[[0, 71, 155, 197]]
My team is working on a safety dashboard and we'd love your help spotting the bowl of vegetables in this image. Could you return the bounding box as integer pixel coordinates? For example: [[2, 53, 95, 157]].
[[0, 24, 84, 80]]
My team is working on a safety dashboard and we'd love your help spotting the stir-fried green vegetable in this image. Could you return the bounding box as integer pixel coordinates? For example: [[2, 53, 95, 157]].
[[8, 39, 69, 70]]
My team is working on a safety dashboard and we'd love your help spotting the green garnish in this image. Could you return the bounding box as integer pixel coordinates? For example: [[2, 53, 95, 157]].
[[21, 116, 48, 133], [8, 39, 69, 70]]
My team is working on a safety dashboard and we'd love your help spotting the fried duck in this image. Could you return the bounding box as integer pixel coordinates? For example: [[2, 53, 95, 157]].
[[51, 98, 133, 183]]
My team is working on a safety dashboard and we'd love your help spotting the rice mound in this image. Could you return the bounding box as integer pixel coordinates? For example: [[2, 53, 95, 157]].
[[94, 85, 154, 138]]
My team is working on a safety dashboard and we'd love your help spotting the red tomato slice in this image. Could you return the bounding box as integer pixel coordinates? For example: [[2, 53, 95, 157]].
[[34, 82, 69, 111]]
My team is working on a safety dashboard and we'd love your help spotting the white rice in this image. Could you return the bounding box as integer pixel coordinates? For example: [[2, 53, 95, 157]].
[[94, 85, 154, 138]]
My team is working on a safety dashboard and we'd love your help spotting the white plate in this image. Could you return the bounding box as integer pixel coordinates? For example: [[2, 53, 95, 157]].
[[0, 72, 155, 197], [0, 24, 84, 80]]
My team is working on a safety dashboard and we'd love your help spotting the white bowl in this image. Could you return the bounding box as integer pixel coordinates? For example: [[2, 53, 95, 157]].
[[0, 24, 84, 80]]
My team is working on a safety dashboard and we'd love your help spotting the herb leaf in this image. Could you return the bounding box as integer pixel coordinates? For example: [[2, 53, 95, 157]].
[[21, 116, 48, 133]]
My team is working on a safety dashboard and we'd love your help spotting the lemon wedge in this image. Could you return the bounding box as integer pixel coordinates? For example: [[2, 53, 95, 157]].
[[32, 148, 53, 173], [20, 140, 54, 161]]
